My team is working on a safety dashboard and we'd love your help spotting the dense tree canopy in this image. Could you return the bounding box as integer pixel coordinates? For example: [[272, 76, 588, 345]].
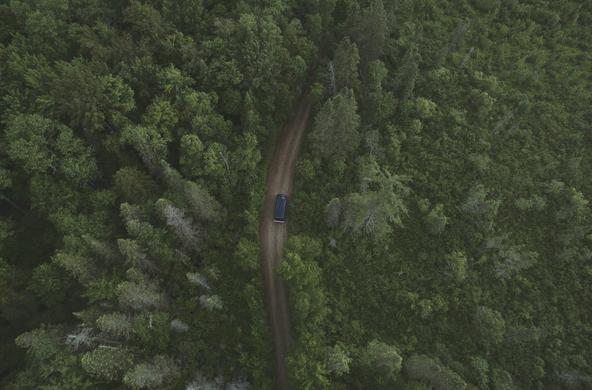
[[289, 0, 592, 388], [1, 0, 591, 389]]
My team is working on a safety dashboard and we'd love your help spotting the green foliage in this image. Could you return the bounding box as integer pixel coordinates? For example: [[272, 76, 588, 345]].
[[281, 237, 327, 330], [52, 252, 96, 285], [404, 355, 467, 390], [469, 356, 490, 388], [234, 132, 262, 183], [8, 351, 94, 390], [179, 134, 204, 178], [394, 48, 419, 102], [332, 37, 360, 93], [81, 346, 133, 381], [114, 167, 160, 203], [199, 295, 223, 311], [96, 312, 132, 339], [117, 238, 148, 267], [473, 306, 506, 348], [0, 0, 311, 387], [142, 98, 177, 135], [123, 355, 178, 389], [351, 0, 387, 65], [182, 180, 224, 223], [117, 280, 166, 311], [490, 368, 517, 390], [203, 142, 232, 182], [325, 198, 342, 228], [132, 312, 172, 351], [364, 60, 396, 123], [425, 203, 448, 235], [15, 328, 61, 361], [281, 235, 330, 389], [2, 0, 592, 388], [84, 279, 117, 303], [6, 114, 97, 185], [48, 62, 134, 132], [120, 125, 169, 167], [414, 97, 438, 119], [359, 340, 403, 386], [309, 88, 360, 162], [0, 257, 15, 306], [326, 343, 351, 377], [28, 263, 70, 304], [446, 251, 468, 283], [340, 160, 410, 238]]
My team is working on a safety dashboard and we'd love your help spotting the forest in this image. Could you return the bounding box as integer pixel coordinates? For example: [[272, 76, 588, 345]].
[[0, 0, 591, 389]]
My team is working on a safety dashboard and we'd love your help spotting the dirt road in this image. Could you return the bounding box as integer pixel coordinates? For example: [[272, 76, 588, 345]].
[[260, 96, 311, 390]]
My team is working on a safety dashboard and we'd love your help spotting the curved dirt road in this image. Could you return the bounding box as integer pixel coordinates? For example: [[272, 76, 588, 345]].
[[260, 96, 311, 390]]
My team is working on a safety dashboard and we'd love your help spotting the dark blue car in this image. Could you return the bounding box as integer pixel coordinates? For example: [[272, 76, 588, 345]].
[[273, 194, 288, 223]]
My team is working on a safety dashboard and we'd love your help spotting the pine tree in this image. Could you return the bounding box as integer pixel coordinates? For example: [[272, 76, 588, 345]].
[[309, 88, 361, 162], [352, 0, 387, 65], [52, 252, 97, 285], [123, 355, 178, 389], [183, 181, 224, 223], [117, 280, 167, 311], [333, 37, 360, 92], [81, 346, 133, 381], [179, 134, 205, 179], [96, 312, 133, 339], [15, 327, 61, 361]]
